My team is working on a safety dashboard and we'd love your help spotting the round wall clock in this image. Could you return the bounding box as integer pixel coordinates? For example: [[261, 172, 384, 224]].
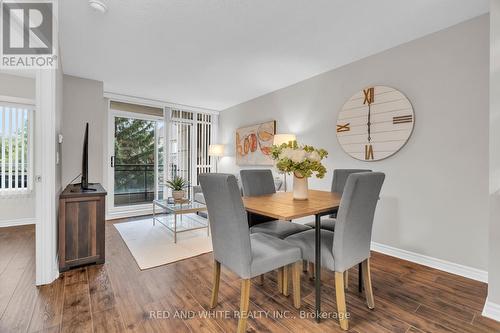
[[336, 86, 414, 161]]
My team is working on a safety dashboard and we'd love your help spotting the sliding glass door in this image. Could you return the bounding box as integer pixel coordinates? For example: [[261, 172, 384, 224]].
[[107, 102, 217, 217], [156, 120, 165, 200], [113, 116, 157, 206], [108, 106, 164, 212]]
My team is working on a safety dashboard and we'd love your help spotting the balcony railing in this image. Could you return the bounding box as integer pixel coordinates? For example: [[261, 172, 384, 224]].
[[114, 163, 163, 206]]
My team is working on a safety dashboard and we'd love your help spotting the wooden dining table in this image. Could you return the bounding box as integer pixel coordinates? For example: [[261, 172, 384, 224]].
[[242, 189, 341, 322]]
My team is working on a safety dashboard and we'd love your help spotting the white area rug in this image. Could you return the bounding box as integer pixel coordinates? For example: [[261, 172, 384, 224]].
[[114, 215, 212, 270]]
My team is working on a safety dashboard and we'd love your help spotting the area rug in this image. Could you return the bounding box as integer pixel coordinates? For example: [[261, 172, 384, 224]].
[[114, 215, 212, 270]]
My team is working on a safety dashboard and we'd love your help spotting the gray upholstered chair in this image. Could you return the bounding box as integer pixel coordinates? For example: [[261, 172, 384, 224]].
[[240, 169, 311, 238], [305, 169, 371, 232], [199, 173, 303, 333], [285, 172, 385, 330], [304, 169, 371, 282], [240, 169, 312, 290]]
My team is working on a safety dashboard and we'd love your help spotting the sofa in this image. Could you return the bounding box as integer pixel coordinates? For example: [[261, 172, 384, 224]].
[[193, 172, 283, 223]]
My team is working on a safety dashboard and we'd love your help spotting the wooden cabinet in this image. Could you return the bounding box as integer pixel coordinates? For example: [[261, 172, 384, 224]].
[[58, 183, 107, 272]]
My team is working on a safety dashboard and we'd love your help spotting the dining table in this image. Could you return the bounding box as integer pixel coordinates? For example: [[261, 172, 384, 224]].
[[242, 189, 341, 323]]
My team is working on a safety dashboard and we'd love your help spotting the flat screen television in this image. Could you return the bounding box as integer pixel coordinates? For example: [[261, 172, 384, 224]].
[[81, 123, 96, 191]]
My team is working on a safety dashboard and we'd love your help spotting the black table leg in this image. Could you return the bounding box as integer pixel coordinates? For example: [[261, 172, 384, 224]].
[[358, 263, 363, 292], [315, 213, 321, 323]]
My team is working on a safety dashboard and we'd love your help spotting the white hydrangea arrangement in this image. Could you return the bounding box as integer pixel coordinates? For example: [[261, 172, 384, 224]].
[[270, 140, 328, 178]]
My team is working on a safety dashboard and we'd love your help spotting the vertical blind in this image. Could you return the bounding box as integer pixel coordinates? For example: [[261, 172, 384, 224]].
[[0, 105, 33, 192], [196, 113, 212, 180]]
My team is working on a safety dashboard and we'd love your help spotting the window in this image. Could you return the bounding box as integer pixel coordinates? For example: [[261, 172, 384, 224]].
[[169, 110, 194, 198], [196, 112, 212, 179], [168, 109, 215, 198], [0, 104, 33, 193]]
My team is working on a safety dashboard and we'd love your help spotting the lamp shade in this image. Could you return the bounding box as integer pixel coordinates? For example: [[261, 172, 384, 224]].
[[273, 134, 296, 146], [209, 144, 225, 157]]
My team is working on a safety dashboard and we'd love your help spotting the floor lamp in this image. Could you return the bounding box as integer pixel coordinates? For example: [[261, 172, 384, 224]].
[[209, 144, 225, 173], [273, 134, 296, 192]]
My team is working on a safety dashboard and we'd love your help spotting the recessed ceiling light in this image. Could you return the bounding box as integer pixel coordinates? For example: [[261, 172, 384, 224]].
[[88, 0, 107, 14]]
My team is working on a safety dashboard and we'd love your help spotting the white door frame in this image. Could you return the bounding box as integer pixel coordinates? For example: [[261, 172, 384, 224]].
[[35, 69, 59, 285], [106, 108, 163, 219]]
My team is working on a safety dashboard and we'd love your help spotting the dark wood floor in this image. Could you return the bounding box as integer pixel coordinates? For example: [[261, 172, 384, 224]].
[[1, 221, 500, 333]]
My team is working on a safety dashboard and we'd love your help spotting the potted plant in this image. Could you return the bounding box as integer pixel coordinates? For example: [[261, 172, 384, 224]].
[[270, 140, 328, 200], [166, 176, 189, 200]]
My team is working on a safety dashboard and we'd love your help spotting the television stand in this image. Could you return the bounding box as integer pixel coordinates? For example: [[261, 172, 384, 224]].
[[59, 183, 107, 272]]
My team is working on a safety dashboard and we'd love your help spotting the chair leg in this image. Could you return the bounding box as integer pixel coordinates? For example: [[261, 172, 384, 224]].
[[358, 263, 363, 293], [302, 260, 308, 273], [292, 261, 301, 309], [343, 270, 349, 290], [335, 272, 349, 331], [210, 261, 221, 309], [283, 265, 289, 296], [277, 268, 283, 294], [362, 258, 375, 309], [308, 262, 315, 280], [237, 279, 251, 333]]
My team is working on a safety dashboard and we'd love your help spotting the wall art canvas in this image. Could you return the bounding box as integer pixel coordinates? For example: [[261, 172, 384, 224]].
[[235, 120, 276, 165]]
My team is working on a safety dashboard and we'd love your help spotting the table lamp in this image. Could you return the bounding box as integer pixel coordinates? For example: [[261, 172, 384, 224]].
[[273, 134, 296, 147], [209, 144, 225, 172], [273, 134, 296, 191]]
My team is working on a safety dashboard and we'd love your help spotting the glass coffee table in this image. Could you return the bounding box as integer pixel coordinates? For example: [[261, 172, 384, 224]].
[[152, 199, 209, 243]]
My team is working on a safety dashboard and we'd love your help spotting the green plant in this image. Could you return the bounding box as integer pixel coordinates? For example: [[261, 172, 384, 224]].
[[165, 176, 189, 191], [270, 140, 328, 178]]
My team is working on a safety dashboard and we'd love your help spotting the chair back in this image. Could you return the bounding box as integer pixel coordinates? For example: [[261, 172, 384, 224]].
[[199, 174, 252, 277], [333, 172, 385, 272], [331, 169, 372, 194], [240, 169, 276, 196]]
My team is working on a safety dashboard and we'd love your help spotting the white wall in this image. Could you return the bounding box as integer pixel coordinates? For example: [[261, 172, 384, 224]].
[[56, 70, 63, 196], [486, 0, 500, 316], [0, 73, 37, 225], [34, 67, 63, 285], [219, 16, 490, 271], [0, 73, 35, 100], [62, 75, 105, 187]]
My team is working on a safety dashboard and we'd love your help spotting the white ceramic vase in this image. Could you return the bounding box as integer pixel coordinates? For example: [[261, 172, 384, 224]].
[[293, 173, 309, 200]]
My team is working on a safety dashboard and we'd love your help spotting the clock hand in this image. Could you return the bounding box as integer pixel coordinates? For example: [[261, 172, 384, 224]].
[[363, 87, 374, 142], [367, 104, 371, 142]]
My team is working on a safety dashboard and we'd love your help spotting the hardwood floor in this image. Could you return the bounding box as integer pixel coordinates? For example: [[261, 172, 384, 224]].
[[1, 221, 500, 333]]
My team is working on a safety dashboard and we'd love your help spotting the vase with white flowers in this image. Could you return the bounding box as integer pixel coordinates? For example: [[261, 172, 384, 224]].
[[270, 141, 328, 200]]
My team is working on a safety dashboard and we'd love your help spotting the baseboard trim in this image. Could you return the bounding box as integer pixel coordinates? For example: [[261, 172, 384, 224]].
[[106, 208, 153, 221], [0, 217, 36, 228], [371, 241, 488, 283], [483, 298, 500, 322]]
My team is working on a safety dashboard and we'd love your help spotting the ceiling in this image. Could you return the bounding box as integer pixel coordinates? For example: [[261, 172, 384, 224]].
[[59, 0, 488, 111]]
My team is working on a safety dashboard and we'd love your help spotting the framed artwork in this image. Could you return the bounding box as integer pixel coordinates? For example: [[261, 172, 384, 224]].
[[236, 120, 276, 165], [336, 86, 414, 161]]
